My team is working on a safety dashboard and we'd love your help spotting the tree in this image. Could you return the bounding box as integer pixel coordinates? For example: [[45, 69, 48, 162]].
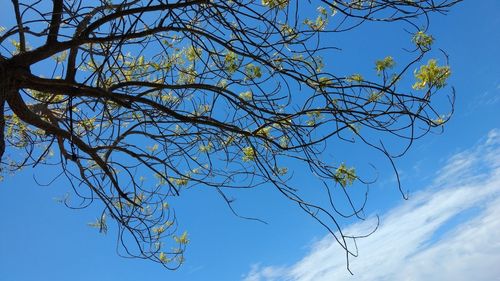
[[0, 0, 459, 271]]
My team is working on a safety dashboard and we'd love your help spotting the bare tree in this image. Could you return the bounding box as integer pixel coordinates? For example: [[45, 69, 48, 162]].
[[0, 0, 458, 271]]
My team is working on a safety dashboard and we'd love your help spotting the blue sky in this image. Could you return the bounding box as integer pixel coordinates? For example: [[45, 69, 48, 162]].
[[1, 1, 500, 280]]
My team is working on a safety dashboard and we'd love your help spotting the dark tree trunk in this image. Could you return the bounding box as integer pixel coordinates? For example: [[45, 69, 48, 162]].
[[0, 95, 5, 163], [0, 59, 6, 162]]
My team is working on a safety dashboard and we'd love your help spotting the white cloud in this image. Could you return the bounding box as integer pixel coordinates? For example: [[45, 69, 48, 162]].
[[244, 264, 288, 281], [468, 85, 500, 112], [243, 129, 500, 281]]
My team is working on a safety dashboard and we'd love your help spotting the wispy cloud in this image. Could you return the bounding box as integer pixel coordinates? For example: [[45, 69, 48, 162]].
[[467, 84, 500, 112], [243, 129, 500, 281]]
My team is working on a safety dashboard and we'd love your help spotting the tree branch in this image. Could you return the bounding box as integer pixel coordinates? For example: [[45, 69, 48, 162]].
[[0, 95, 5, 162], [6, 90, 137, 206], [10, 0, 26, 52], [47, 0, 64, 44]]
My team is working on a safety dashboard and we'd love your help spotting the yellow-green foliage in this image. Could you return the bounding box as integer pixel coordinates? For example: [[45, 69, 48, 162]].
[[175, 231, 189, 244], [185, 45, 202, 61], [244, 64, 262, 79], [262, 0, 289, 9], [304, 7, 328, 31], [161, 92, 180, 104], [242, 146, 256, 161], [52, 51, 68, 63], [5, 113, 39, 148], [368, 92, 382, 103], [153, 225, 166, 235], [88, 214, 107, 234], [256, 126, 272, 138], [433, 115, 446, 126], [146, 143, 159, 152], [413, 31, 434, 50], [335, 163, 357, 187], [159, 252, 170, 263], [78, 117, 97, 131], [350, 0, 365, 9], [171, 176, 189, 187], [279, 135, 290, 148], [280, 24, 298, 40], [317, 77, 333, 90], [348, 73, 364, 83], [199, 142, 214, 153], [31, 90, 64, 103], [413, 59, 451, 90], [239, 91, 253, 101], [375, 56, 395, 74], [276, 167, 288, 176], [224, 51, 239, 74], [178, 66, 197, 84], [306, 110, 323, 126]]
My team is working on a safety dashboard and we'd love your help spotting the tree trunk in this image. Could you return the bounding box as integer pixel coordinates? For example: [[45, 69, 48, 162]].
[[0, 57, 5, 162], [0, 94, 5, 163]]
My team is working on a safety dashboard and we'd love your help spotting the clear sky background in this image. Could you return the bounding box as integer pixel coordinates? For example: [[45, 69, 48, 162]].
[[1, 1, 499, 280]]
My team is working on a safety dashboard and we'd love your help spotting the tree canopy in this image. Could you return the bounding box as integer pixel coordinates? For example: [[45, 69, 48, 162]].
[[0, 0, 459, 271]]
